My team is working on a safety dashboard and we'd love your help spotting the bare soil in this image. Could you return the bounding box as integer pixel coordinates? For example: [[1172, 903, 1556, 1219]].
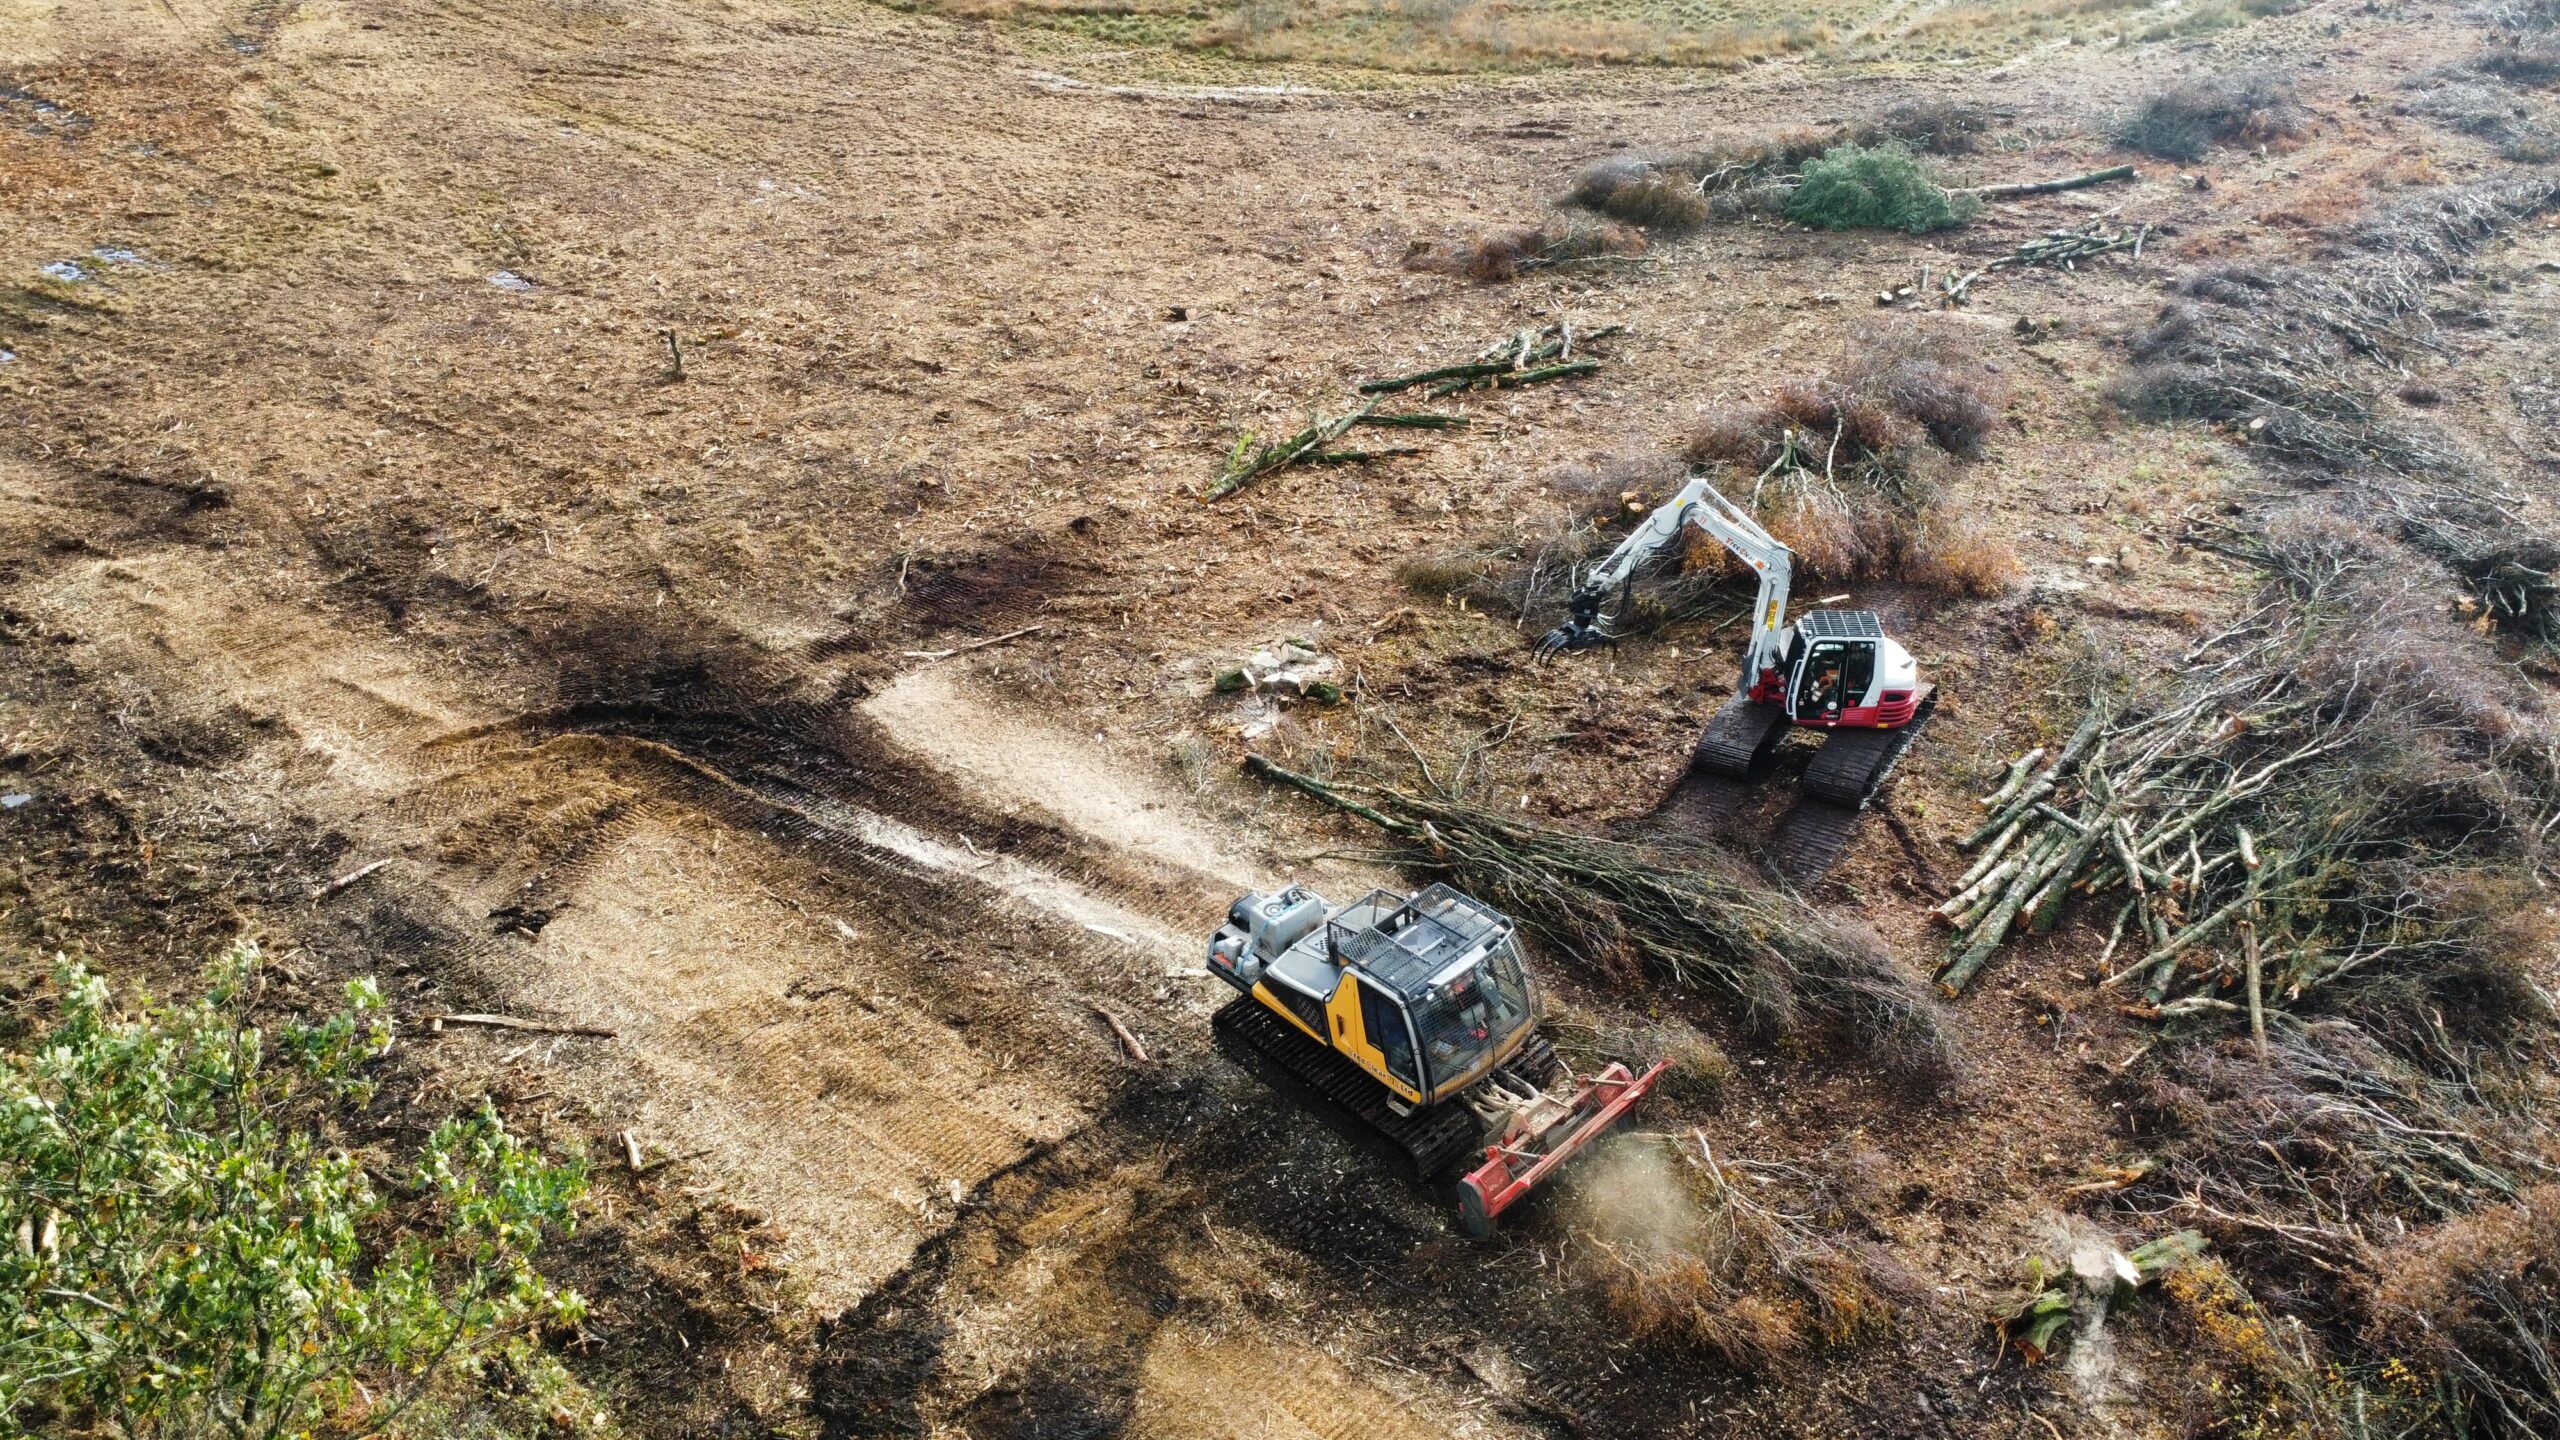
[[6, 2, 2558, 1437]]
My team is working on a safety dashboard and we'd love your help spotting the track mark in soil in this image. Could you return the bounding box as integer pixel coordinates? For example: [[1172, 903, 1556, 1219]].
[[24, 552, 1185, 1308], [863, 665, 1262, 898], [1124, 1328, 1455, 1440]]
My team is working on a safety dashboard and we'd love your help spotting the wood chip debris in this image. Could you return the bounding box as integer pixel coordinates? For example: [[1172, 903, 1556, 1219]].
[[313, 857, 391, 898]]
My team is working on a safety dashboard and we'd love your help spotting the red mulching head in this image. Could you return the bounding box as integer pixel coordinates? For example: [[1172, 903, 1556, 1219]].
[[1455, 1059, 1670, 1238]]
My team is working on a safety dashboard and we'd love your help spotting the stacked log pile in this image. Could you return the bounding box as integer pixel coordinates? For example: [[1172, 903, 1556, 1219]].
[[1933, 545, 2513, 1023]]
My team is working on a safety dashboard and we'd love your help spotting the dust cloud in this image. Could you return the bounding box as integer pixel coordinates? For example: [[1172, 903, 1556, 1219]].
[[1562, 1134, 1701, 1257]]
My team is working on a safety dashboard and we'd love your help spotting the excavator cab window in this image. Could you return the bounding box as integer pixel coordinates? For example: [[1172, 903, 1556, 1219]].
[[1793, 639, 1875, 717], [1359, 977, 1419, 1088], [1409, 939, 1534, 1093]]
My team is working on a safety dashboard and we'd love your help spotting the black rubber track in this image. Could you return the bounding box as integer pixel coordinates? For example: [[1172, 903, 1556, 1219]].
[[1690, 697, 1791, 780], [1770, 800, 1865, 885], [1212, 996, 1483, 1182], [1799, 690, 1938, 807], [1772, 690, 1939, 884]]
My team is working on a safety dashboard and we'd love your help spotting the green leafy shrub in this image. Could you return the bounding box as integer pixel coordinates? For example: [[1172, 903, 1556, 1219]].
[[1781, 143, 1979, 233], [0, 942, 588, 1438]]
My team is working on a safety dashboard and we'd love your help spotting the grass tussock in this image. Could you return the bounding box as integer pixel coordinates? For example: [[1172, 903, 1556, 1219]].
[[2474, 38, 2560, 84], [2114, 70, 2307, 161], [1682, 327, 2010, 589], [1782, 142, 1980, 233], [1402, 216, 1645, 282], [1590, 1139, 1908, 1375], [2368, 1186, 2560, 1437], [1560, 158, 1711, 231]]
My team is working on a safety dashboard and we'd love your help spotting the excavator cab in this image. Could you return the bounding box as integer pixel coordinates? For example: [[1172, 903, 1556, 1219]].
[[1756, 610, 1921, 730], [1208, 883, 1539, 1107]]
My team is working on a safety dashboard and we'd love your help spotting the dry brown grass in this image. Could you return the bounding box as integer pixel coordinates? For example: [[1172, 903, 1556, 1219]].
[[1401, 216, 1646, 282], [1182, 0, 1830, 73], [2368, 1187, 2560, 1436], [1679, 328, 2010, 589], [1549, 1007, 1734, 1109], [1903, 510, 2020, 597], [1608, 1262, 1804, 1373]]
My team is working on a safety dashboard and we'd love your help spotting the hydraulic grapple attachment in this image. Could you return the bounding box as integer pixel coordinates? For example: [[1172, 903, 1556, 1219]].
[[1454, 1058, 1669, 1238]]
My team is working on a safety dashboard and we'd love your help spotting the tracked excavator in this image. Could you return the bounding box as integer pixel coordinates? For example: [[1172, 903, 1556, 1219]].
[[1206, 883, 1664, 1236], [1537, 473, 1937, 880]]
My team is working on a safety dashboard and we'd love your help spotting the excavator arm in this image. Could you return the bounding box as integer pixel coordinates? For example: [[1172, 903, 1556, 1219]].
[[1535, 475, 1795, 696]]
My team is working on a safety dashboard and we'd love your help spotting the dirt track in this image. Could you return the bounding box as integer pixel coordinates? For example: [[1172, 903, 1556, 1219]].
[[7, 0, 2559, 1436]]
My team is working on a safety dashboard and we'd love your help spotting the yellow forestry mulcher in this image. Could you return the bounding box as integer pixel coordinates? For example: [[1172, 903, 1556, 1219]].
[[1206, 882, 1663, 1236]]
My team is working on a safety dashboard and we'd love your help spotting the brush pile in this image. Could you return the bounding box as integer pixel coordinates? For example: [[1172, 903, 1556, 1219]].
[[1932, 217, 2150, 305], [1562, 106, 2001, 234], [1358, 321, 1617, 400], [1241, 755, 1958, 1082], [1683, 329, 2013, 592], [1593, 1133, 1906, 1372], [1205, 323, 1612, 500], [2114, 176, 2560, 634], [1201, 400, 1451, 501], [1402, 216, 1646, 282], [2112, 70, 2306, 161], [1936, 517, 2559, 1013]]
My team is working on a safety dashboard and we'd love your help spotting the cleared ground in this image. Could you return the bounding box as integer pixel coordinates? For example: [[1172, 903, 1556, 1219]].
[[4, 0, 2557, 1437]]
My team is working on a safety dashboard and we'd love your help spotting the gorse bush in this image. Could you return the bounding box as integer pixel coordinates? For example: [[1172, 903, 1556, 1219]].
[[2369, 1186, 2560, 1437], [0, 942, 588, 1439], [1781, 143, 1980, 233]]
